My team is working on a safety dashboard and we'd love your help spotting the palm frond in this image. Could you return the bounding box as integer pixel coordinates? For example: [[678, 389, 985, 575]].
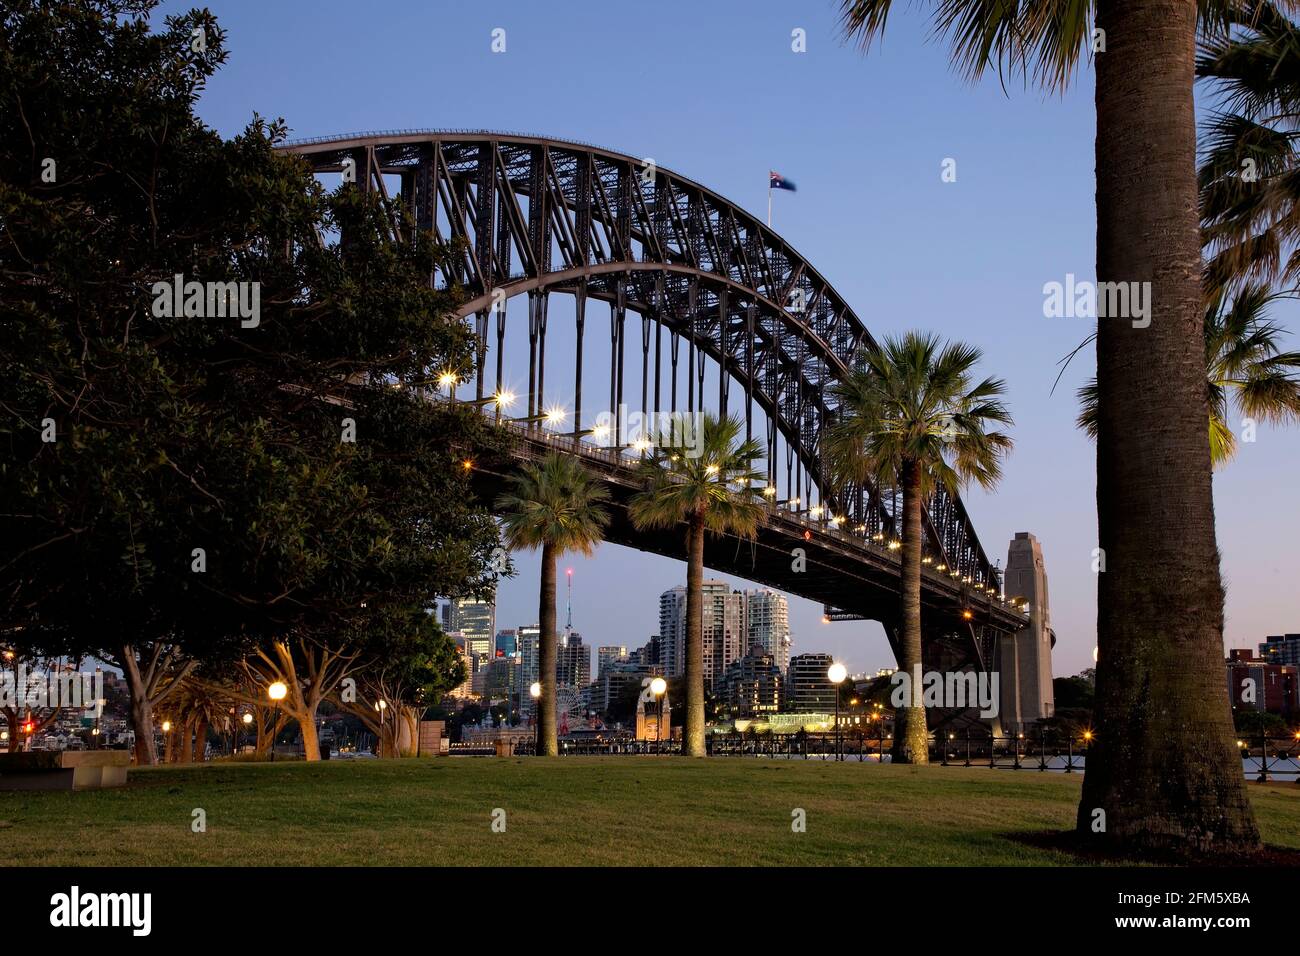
[[495, 453, 610, 556]]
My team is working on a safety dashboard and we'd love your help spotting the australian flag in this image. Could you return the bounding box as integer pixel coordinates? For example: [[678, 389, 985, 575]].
[[770, 170, 797, 192]]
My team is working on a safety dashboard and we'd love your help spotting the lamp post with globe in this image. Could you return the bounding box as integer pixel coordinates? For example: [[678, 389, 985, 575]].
[[650, 677, 667, 752], [529, 682, 542, 755], [267, 681, 287, 761], [828, 663, 848, 761]]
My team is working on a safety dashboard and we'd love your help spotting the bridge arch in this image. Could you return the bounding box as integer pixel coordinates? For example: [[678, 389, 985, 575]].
[[280, 130, 1003, 596]]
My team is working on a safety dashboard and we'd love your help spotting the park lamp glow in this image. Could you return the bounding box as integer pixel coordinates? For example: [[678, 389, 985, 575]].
[[437, 370, 458, 389], [160, 720, 171, 733], [763, 485, 776, 498], [529, 681, 542, 700], [827, 662, 848, 685], [242, 712, 254, 726], [650, 677, 667, 697], [705, 463, 720, 476], [267, 681, 288, 702]]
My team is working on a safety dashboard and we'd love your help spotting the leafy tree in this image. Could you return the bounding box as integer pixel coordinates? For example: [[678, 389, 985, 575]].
[[1198, 1, 1300, 294], [629, 414, 764, 757], [1075, 285, 1300, 465], [0, 1, 501, 762], [824, 332, 1011, 764], [330, 609, 468, 757], [496, 453, 610, 756], [839, 0, 1268, 855]]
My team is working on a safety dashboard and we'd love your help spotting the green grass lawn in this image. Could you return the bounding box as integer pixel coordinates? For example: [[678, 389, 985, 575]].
[[1, 757, 1297, 866]]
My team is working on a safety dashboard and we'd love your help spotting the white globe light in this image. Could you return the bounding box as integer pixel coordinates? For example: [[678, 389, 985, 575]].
[[827, 663, 848, 684], [650, 677, 667, 696], [529, 682, 542, 699]]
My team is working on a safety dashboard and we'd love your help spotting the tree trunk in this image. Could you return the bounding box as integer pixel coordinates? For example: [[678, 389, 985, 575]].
[[538, 540, 559, 756], [255, 713, 271, 759], [299, 708, 320, 762], [683, 511, 706, 757], [121, 645, 158, 765], [892, 459, 928, 765], [1081, 0, 1259, 854], [192, 718, 208, 762], [175, 718, 193, 764]]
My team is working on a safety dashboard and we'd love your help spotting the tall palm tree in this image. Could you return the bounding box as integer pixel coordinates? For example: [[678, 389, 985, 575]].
[[496, 453, 610, 757], [840, 0, 1267, 855], [825, 333, 1012, 765], [628, 413, 765, 757], [1198, 2, 1300, 296], [1077, 284, 1300, 464]]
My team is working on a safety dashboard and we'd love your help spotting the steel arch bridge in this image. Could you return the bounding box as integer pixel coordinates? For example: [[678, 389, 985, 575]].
[[280, 130, 1030, 691]]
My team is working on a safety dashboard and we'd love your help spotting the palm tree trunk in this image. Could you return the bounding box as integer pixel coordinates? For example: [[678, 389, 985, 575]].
[[1081, 0, 1259, 854], [538, 540, 559, 756], [684, 511, 707, 757], [893, 458, 928, 765], [192, 718, 208, 762]]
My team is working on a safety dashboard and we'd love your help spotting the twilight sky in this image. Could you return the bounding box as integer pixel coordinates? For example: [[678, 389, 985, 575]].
[[165, 0, 1300, 679]]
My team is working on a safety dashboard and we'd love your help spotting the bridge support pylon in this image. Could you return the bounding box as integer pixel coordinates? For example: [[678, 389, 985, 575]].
[[997, 532, 1055, 735]]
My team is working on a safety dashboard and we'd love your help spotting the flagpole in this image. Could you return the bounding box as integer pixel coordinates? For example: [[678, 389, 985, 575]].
[[767, 182, 772, 228]]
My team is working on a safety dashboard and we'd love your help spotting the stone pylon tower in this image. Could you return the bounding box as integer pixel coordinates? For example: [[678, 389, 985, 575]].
[[998, 532, 1055, 733]]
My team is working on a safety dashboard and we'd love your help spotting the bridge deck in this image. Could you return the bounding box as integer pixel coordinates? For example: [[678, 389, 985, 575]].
[[467, 419, 1028, 653]]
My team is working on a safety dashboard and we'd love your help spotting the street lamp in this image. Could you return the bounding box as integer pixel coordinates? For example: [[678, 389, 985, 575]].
[[529, 682, 542, 755], [375, 699, 388, 758], [650, 676, 667, 752], [267, 681, 287, 761], [828, 662, 847, 761]]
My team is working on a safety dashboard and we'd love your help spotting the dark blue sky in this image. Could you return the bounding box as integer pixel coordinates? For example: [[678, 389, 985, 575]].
[[165, 0, 1300, 677]]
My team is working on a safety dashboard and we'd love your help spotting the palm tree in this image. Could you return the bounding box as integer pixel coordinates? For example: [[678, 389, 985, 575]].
[[840, 0, 1265, 855], [496, 453, 610, 756], [628, 413, 765, 757], [1198, 2, 1300, 296], [824, 333, 1012, 765], [1077, 284, 1300, 464]]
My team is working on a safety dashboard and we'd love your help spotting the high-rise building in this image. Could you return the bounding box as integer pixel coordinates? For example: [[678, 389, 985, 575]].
[[630, 636, 664, 668], [446, 597, 495, 662], [495, 628, 518, 658], [716, 647, 783, 715], [745, 589, 792, 672], [484, 655, 522, 709], [558, 631, 591, 690], [447, 643, 475, 701], [788, 653, 835, 712], [517, 624, 540, 717], [597, 646, 628, 679], [659, 582, 745, 689], [1260, 634, 1300, 667]]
